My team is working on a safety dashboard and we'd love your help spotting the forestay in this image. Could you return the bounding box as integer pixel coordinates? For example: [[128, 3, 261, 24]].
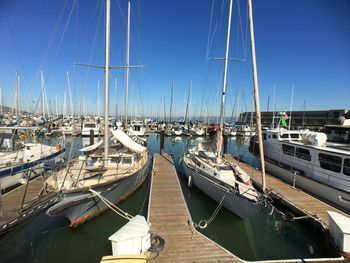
[[111, 129, 147, 153]]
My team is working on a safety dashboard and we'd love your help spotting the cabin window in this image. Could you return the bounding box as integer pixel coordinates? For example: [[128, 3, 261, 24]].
[[296, 147, 311, 161], [272, 134, 277, 139], [111, 157, 121, 164], [291, 134, 299, 139], [319, 153, 342, 173], [343, 159, 350, 176], [268, 135, 271, 139], [122, 157, 133, 165], [280, 134, 289, 139], [85, 123, 96, 128], [263, 133, 267, 140], [282, 144, 294, 156]]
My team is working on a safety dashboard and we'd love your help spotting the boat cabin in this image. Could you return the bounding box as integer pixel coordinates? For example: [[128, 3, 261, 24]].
[[0, 133, 22, 152]]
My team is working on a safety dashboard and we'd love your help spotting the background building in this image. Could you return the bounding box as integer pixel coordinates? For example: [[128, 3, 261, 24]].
[[239, 109, 350, 130]]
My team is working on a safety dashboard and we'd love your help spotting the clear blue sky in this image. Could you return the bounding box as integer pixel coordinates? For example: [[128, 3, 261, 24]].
[[0, 0, 349, 118]]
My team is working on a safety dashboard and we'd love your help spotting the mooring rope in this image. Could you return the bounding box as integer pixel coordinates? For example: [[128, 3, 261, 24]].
[[89, 189, 133, 221], [193, 193, 226, 229]]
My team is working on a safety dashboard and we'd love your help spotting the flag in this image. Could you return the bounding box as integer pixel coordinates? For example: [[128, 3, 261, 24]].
[[280, 116, 287, 128], [284, 112, 289, 120]]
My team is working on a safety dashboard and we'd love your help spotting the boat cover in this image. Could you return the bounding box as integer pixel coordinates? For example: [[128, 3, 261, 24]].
[[79, 139, 103, 152], [111, 129, 147, 153]]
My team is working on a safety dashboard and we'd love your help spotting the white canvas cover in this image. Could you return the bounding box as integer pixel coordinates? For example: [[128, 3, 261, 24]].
[[79, 139, 103, 152], [111, 129, 147, 153]]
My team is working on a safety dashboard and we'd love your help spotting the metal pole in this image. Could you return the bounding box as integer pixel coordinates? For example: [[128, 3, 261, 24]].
[[16, 72, 20, 117], [248, 0, 266, 192], [124, 0, 131, 126], [104, 0, 111, 166], [217, 0, 233, 157]]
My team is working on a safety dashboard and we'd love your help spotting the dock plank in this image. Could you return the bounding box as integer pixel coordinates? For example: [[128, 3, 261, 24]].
[[224, 154, 349, 227], [147, 153, 240, 262], [0, 176, 45, 226]]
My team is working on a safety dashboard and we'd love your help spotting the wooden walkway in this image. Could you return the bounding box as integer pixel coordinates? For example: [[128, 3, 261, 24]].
[[0, 176, 46, 226], [224, 154, 349, 227], [147, 153, 239, 262]]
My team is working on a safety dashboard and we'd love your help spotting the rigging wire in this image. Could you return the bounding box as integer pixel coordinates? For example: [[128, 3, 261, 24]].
[[32, 0, 69, 108], [33, 0, 78, 114], [81, 0, 104, 96], [0, 9, 34, 111]]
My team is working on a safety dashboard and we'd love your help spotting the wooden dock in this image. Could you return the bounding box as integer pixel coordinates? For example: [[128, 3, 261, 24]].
[[0, 176, 46, 227], [147, 153, 239, 262], [224, 154, 349, 227]]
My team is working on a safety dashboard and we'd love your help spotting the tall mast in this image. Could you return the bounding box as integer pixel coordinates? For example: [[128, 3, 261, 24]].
[[104, 0, 111, 165], [124, 0, 131, 126], [248, 0, 266, 192], [0, 86, 2, 115], [184, 81, 191, 123], [114, 78, 118, 121], [288, 85, 294, 130], [67, 72, 74, 117], [271, 84, 275, 128], [162, 87, 166, 121], [40, 70, 45, 118], [170, 80, 174, 122], [97, 80, 100, 118], [217, 0, 233, 157], [15, 72, 20, 117]]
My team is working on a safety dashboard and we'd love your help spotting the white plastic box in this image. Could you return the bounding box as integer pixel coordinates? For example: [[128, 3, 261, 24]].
[[108, 215, 151, 256]]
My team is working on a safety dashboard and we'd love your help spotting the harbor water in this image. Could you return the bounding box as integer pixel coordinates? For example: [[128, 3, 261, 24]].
[[0, 134, 339, 262]]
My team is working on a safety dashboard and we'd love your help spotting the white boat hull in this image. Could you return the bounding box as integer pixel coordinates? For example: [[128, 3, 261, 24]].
[[181, 158, 261, 219], [265, 160, 350, 214]]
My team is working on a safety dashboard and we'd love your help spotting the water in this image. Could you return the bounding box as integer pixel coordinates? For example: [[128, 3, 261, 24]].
[[0, 134, 339, 262]]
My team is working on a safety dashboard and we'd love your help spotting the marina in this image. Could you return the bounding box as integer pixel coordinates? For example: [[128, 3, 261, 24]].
[[0, 0, 350, 262]]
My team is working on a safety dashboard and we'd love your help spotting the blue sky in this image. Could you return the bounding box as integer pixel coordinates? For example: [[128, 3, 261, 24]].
[[0, 0, 349, 118]]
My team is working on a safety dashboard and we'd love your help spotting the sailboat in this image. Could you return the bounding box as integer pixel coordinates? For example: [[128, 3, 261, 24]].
[[181, 0, 267, 219], [43, 0, 151, 227]]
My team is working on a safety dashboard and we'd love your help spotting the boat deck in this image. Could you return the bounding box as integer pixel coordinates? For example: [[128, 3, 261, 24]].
[[223, 154, 349, 227], [0, 176, 46, 227], [147, 153, 239, 262]]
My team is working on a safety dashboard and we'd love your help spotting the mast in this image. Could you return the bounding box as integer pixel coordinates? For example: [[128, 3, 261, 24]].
[[170, 80, 174, 122], [184, 81, 191, 123], [217, 0, 233, 158], [248, 0, 266, 192], [97, 80, 100, 118], [16, 72, 20, 117], [302, 100, 306, 128], [0, 86, 2, 115], [114, 78, 118, 122], [40, 70, 45, 118], [124, 0, 131, 126], [67, 72, 74, 117], [104, 0, 111, 165], [271, 84, 275, 128], [288, 85, 294, 130], [162, 86, 166, 122]]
